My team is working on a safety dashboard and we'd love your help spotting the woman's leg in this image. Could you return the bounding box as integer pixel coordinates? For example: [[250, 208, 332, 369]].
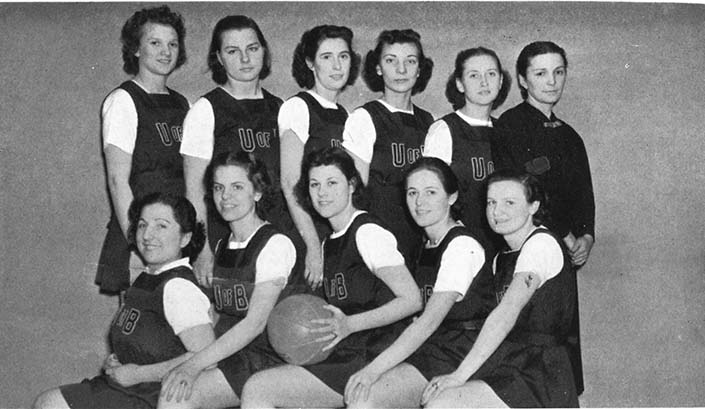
[[157, 368, 238, 409], [33, 388, 71, 409], [424, 380, 508, 408], [347, 363, 428, 409], [241, 365, 343, 409]]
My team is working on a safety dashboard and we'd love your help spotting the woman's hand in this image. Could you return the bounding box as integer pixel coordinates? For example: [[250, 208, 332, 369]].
[[105, 363, 143, 387], [344, 367, 382, 405], [102, 353, 121, 372], [570, 234, 594, 266], [420, 373, 466, 406], [310, 304, 352, 351], [192, 249, 214, 288], [304, 247, 324, 290], [160, 359, 204, 403]]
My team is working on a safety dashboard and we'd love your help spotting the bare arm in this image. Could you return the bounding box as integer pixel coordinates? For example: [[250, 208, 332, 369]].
[[345, 291, 457, 403], [315, 264, 422, 350], [421, 270, 539, 405], [280, 129, 323, 288], [106, 323, 216, 386], [104, 145, 134, 238], [183, 154, 214, 286], [160, 280, 283, 401], [346, 148, 370, 186]]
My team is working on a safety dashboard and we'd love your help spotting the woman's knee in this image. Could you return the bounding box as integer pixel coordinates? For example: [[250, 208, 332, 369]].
[[33, 388, 70, 409]]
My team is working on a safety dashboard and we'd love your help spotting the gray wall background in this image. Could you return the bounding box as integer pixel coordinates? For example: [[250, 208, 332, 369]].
[[1, 2, 704, 407]]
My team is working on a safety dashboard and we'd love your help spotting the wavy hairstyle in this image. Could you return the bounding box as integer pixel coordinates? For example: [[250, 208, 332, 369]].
[[444, 47, 510, 111], [295, 147, 368, 215], [128, 193, 206, 263], [121, 5, 187, 76], [291, 25, 361, 90], [207, 15, 272, 84], [486, 168, 550, 227], [362, 29, 433, 95], [206, 150, 273, 220], [405, 157, 462, 221]]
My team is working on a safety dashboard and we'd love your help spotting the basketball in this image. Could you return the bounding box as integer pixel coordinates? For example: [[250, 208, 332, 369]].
[[267, 294, 334, 365]]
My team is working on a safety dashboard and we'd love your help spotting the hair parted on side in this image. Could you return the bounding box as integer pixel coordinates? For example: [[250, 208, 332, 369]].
[[362, 29, 433, 95], [121, 5, 187, 76], [291, 25, 361, 90], [207, 15, 272, 84], [516, 41, 567, 100]]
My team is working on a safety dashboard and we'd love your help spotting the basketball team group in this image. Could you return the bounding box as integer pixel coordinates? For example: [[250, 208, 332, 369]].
[[33, 4, 595, 409]]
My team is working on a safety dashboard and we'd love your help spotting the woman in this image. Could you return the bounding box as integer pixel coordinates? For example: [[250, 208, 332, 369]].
[[157, 151, 305, 409], [34, 193, 213, 409], [496, 41, 594, 393], [96, 6, 190, 294], [179, 15, 293, 288], [343, 157, 494, 408], [421, 169, 579, 408], [240, 147, 421, 409], [342, 29, 434, 267], [424, 47, 508, 256], [279, 25, 361, 290]]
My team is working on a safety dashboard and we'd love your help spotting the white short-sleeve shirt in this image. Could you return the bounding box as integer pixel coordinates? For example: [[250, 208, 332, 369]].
[[225, 224, 297, 284], [179, 97, 216, 160], [327, 211, 406, 271], [158, 258, 213, 335], [342, 99, 414, 163], [278, 90, 341, 145], [423, 110, 493, 165], [513, 229, 564, 288], [432, 234, 485, 301]]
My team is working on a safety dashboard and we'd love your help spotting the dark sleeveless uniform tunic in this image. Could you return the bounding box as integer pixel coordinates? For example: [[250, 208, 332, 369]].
[[96, 81, 189, 293], [363, 101, 433, 267], [211, 224, 306, 396], [406, 225, 495, 379], [304, 212, 400, 395], [480, 228, 578, 407]]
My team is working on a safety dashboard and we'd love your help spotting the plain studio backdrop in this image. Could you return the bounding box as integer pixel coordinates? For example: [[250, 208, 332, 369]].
[[1, 2, 703, 407]]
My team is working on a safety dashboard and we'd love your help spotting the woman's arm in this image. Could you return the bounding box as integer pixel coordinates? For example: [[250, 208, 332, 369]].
[[421, 270, 539, 404], [315, 263, 422, 350], [183, 154, 214, 286], [345, 291, 456, 403], [160, 279, 283, 401], [104, 145, 134, 239], [342, 108, 376, 186], [280, 129, 323, 288], [105, 323, 215, 386]]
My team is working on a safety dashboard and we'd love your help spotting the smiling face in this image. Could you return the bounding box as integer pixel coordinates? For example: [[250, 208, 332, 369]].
[[212, 165, 262, 225], [217, 28, 264, 84], [456, 54, 503, 108], [308, 37, 351, 94], [519, 52, 567, 109], [136, 202, 191, 271], [406, 169, 457, 233], [135, 22, 179, 77], [486, 180, 539, 241], [377, 42, 420, 95], [308, 164, 355, 228]]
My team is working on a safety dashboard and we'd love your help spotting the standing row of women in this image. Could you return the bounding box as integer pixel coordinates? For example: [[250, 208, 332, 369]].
[[59, 4, 594, 408]]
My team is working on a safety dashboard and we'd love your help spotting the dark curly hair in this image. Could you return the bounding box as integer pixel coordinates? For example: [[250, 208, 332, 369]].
[[121, 5, 187, 76], [295, 147, 368, 216], [291, 25, 361, 90], [207, 15, 271, 85], [206, 150, 273, 220], [404, 157, 462, 221], [128, 193, 206, 263], [362, 29, 433, 95], [444, 47, 509, 111], [486, 168, 550, 227], [516, 41, 567, 100]]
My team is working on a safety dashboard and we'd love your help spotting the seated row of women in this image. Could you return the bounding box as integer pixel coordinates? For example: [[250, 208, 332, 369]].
[[36, 147, 579, 408]]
